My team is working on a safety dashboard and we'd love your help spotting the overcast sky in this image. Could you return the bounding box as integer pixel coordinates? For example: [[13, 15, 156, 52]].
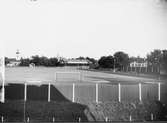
[[1, 0, 167, 59]]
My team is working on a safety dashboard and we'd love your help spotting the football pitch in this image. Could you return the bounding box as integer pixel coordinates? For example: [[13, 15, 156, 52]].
[[4, 66, 163, 84]]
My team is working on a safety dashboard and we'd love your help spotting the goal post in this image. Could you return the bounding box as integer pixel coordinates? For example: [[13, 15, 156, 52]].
[[54, 71, 83, 82]]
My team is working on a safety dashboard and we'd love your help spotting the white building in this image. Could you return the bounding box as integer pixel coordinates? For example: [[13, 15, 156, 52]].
[[66, 59, 90, 65], [65, 59, 91, 69], [130, 61, 148, 68]]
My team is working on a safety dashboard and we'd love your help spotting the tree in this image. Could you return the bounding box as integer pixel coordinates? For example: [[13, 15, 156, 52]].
[[147, 49, 162, 73], [30, 55, 40, 66], [98, 56, 114, 68], [161, 50, 167, 72], [76, 56, 85, 60], [5, 57, 10, 65], [39, 56, 49, 66], [147, 50, 162, 65], [48, 57, 59, 66], [20, 58, 30, 66], [114, 51, 129, 71], [86, 57, 97, 64]]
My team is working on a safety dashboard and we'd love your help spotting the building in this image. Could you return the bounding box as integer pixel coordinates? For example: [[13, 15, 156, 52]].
[[65, 59, 91, 69], [130, 61, 148, 68], [66, 59, 89, 65], [6, 58, 20, 67]]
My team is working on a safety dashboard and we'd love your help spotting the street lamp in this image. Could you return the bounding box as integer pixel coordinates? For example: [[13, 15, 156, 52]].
[[113, 58, 116, 73], [158, 58, 161, 80], [155, 57, 161, 80]]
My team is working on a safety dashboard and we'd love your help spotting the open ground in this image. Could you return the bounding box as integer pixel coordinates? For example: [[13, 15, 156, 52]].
[[1, 67, 167, 122], [4, 67, 164, 84], [3, 67, 167, 103]]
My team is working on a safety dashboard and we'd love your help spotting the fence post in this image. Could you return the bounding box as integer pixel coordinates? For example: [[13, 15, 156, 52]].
[[24, 82, 27, 101], [105, 117, 108, 122], [53, 117, 55, 122], [158, 83, 161, 101], [55, 73, 57, 82], [151, 113, 153, 121], [146, 67, 147, 73], [1, 86, 5, 103], [129, 115, 132, 122], [96, 83, 98, 103], [79, 72, 82, 82], [72, 83, 75, 102], [139, 67, 141, 73], [139, 83, 142, 102], [152, 67, 154, 73], [48, 82, 51, 102], [78, 117, 81, 122], [118, 83, 121, 102], [27, 117, 29, 122], [1, 116, 4, 123]]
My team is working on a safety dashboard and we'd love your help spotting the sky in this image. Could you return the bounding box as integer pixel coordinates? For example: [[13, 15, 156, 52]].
[[1, 0, 167, 59]]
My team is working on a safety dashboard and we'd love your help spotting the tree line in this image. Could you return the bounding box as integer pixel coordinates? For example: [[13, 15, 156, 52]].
[[5, 55, 63, 67], [20, 55, 65, 67], [97, 49, 167, 73], [5, 49, 167, 72], [5, 55, 97, 67], [98, 51, 129, 71]]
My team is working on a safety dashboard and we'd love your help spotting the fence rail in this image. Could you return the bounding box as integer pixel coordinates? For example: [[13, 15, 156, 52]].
[[1, 81, 166, 104], [1, 81, 167, 122]]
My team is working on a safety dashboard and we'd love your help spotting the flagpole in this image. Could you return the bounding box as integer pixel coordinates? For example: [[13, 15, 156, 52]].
[[1, 55, 5, 103]]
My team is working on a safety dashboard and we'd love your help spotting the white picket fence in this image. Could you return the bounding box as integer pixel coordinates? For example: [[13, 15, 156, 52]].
[[21, 82, 162, 103]]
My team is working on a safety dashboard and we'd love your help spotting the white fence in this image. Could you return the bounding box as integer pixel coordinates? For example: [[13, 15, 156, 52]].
[[2, 82, 165, 104]]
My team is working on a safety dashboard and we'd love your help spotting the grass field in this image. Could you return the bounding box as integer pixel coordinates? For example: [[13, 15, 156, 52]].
[[4, 67, 164, 84], [2, 67, 167, 103]]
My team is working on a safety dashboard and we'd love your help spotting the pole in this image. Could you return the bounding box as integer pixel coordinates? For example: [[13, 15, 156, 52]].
[[158, 62, 161, 80], [139, 66, 141, 73], [113, 59, 115, 72], [131, 66, 132, 72], [24, 82, 27, 122], [24, 99, 26, 122], [24, 83, 27, 101], [55, 73, 57, 82], [53, 117, 55, 122], [48, 82, 51, 102], [158, 83, 161, 101], [72, 83, 75, 102], [1, 56, 5, 103], [139, 83, 141, 102], [118, 83, 121, 102], [96, 83, 98, 103], [1, 116, 4, 123], [151, 113, 153, 121], [129, 115, 132, 122], [79, 72, 81, 82], [146, 66, 147, 73]]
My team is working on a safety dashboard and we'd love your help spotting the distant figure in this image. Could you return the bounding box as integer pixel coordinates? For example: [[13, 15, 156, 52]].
[[29, 63, 35, 68]]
